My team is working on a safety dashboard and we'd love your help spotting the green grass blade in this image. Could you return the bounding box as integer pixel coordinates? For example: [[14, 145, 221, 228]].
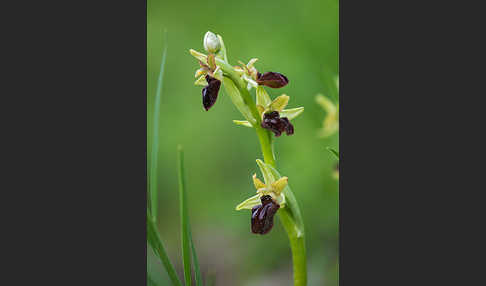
[[147, 271, 161, 286], [190, 233, 203, 286], [149, 29, 168, 221], [178, 145, 202, 285], [147, 210, 183, 286], [148, 244, 172, 286], [177, 145, 192, 285], [327, 147, 339, 161]]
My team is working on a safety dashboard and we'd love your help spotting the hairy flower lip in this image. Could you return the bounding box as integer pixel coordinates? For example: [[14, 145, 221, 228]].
[[251, 195, 280, 235], [202, 75, 221, 111], [261, 111, 295, 137], [256, 72, 289, 88]]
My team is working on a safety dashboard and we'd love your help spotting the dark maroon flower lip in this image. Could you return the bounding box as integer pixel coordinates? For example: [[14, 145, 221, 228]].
[[202, 75, 221, 111], [261, 111, 294, 137], [251, 195, 280, 235], [256, 72, 289, 88]]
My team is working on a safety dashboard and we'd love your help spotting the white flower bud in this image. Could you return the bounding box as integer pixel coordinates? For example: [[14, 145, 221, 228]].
[[203, 31, 221, 53]]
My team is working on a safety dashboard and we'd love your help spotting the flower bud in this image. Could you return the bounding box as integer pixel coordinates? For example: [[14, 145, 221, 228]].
[[203, 31, 221, 53]]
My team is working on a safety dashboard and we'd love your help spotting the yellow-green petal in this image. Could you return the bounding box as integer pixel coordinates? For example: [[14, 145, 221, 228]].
[[253, 173, 266, 190], [270, 94, 290, 112], [271, 176, 288, 195]]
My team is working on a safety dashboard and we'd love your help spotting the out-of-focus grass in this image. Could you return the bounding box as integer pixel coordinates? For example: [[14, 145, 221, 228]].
[[148, 0, 338, 285]]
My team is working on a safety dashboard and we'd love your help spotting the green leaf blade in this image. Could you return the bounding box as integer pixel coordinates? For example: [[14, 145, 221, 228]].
[[149, 29, 168, 221], [327, 147, 339, 161], [177, 145, 202, 286], [190, 234, 203, 286], [147, 211, 183, 286]]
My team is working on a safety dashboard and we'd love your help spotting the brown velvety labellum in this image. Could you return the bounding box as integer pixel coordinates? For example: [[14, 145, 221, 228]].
[[261, 111, 295, 137], [202, 75, 221, 111], [251, 195, 280, 235], [256, 72, 289, 88]]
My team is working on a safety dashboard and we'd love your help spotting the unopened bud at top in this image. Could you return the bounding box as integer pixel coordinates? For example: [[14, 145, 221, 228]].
[[203, 31, 221, 53]]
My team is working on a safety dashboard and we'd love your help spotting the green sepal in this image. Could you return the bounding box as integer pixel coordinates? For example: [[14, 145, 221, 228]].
[[194, 75, 207, 86], [256, 86, 272, 107], [233, 120, 253, 128], [216, 34, 228, 63], [256, 159, 275, 185], [266, 164, 305, 238], [280, 107, 304, 120], [222, 77, 256, 125], [189, 49, 207, 62], [235, 194, 261, 210]]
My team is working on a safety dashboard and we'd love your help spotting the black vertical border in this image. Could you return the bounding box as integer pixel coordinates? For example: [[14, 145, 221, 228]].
[[338, 0, 465, 284], [3, 0, 148, 284]]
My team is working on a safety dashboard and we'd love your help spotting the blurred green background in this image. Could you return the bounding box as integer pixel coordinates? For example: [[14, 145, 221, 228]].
[[147, 0, 338, 285]]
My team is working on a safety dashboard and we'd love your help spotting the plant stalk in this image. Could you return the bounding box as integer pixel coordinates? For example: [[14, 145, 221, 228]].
[[256, 128, 307, 286], [219, 60, 307, 286]]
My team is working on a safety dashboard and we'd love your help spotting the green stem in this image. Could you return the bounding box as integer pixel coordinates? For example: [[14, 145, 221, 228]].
[[255, 124, 276, 167], [217, 59, 261, 122], [256, 129, 307, 286], [218, 60, 276, 166], [218, 59, 306, 286], [278, 208, 307, 286]]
